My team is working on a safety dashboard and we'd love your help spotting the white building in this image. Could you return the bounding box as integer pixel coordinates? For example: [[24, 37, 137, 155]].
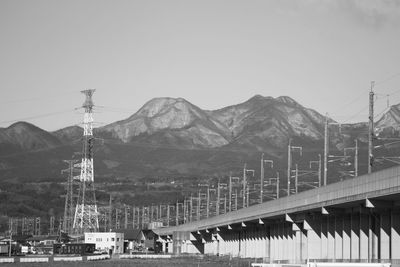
[[84, 232, 124, 254]]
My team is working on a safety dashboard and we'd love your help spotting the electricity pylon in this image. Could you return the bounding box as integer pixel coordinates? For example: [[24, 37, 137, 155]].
[[73, 89, 99, 233], [62, 159, 78, 234]]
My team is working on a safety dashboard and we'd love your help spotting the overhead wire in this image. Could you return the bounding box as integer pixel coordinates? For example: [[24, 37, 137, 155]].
[[0, 109, 78, 127]]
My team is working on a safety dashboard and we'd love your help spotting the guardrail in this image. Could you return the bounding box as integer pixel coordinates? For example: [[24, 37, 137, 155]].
[[87, 255, 110, 261], [308, 263, 391, 267], [120, 254, 172, 259], [20, 257, 49, 263], [0, 258, 14, 263], [0, 254, 111, 263], [53, 256, 83, 262], [251, 263, 392, 267]]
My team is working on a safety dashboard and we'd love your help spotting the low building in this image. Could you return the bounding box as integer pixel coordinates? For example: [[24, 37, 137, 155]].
[[84, 232, 124, 254], [53, 243, 95, 255], [120, 229, 146, 253]]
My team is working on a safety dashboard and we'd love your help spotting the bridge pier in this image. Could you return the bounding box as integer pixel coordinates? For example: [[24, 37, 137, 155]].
[[392, 211, 400, 259]]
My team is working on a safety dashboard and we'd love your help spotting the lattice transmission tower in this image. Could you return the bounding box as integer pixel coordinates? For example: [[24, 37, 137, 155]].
[[73, 89, 99, 233], [62, 159, 78, 234]]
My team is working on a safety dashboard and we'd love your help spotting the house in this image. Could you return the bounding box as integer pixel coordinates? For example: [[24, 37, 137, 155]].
[[84, 232, 124, 254], [26, 235, 59, 254], [119, 229, 146, 253]]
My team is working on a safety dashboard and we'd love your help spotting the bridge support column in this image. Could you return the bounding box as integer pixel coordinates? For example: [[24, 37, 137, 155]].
[[380, 213, 390, 260], [343, 214, 351, 260], [301, 228, 307, 262], [392, 211, 400, 259], [369, 213, 379, 260], [270, 225, 276, 262], [327, 216, 335, 260], [335, 216, 343, 260], [351, 212, 360, 260], [277, 223, 283, 260], [304, 217, 321, 260], [264, 226, 270, 262], [292, 223, 301, 264], [286, 223, 295, 263], [321, 216, 328, 259], [360, 213, 369, 260]]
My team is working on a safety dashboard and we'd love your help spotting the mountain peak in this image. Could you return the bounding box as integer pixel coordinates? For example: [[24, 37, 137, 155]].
[[135, 97, 192, 118], [0, 121, 61, 150], [275, 96, 299, 106], [8, 121, 38, 130]]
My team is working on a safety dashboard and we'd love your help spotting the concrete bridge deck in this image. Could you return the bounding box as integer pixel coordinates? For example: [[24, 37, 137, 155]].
[[155, 166, 400, 263], [156, 166, 400, 235]]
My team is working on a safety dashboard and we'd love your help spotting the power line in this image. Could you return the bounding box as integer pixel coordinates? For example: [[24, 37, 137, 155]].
[[0, 90, 78, 105], [0, 109, 77, 126], [375, 72, 400, 86]]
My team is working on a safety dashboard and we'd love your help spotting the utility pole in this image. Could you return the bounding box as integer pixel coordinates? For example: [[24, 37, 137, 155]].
[[260, 154, 273, 204], [35, 217, 40, 236], [9, 219, 12, 257], [355, 139, 358, 177], [344, 140, 359, 178], [287, 139, 302, 196], [324, 115, 328, 186], [216, 182, 220, 216], [246, 186, 250, 207], [115, 208, 120, 229], [197, 190, 201, 221], [224, 194, 227, 214], [242, 164, 255, 208], [234, 189, 238, 211], [288, 139, 291, 196], [108, 195, 112, 231], [310, 154, 322, 187], [136, 207, 140, 228], [176, 201, 179, 226], [324, 115, 341, 186], [124, 205, 128, 229], [229, 174, 232, 212], [294, 164, 298, 194], [50, 216, 55, 235], [276, 172, 280, 199], [190, 195, 193, 222], [167, 205, 170, 227], [243, 164, 247, 208], [206, 187, 210, 218], [261, 154, 264, 204], [132, 206, 135, 229], [368, 81, 375, 174], [141, 207, 145, 229], [183, 200, 187, 223]]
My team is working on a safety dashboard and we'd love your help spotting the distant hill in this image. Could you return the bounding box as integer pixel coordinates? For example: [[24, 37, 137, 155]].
[[0, 122, 61, 156], [0, 95, 399, 220]]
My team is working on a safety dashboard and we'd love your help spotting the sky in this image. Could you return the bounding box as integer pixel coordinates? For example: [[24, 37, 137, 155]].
[[0, 0, 400, 131]]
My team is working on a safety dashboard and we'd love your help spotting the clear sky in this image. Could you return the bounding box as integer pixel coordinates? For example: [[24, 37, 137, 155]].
[[1, 0, 400, 131]]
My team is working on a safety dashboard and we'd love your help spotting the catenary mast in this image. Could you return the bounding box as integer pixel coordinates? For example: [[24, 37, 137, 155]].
[[73, 89, 99, 233]]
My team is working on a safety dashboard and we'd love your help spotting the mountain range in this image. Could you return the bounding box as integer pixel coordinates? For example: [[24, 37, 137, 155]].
[[1, 95, 400, 222]]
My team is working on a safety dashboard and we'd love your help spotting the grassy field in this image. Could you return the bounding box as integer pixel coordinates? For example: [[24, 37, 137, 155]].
[[0, 256, 255, 267]]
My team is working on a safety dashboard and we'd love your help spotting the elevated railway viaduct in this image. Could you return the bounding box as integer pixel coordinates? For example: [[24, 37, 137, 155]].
[[155, 166, 400, 264]]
